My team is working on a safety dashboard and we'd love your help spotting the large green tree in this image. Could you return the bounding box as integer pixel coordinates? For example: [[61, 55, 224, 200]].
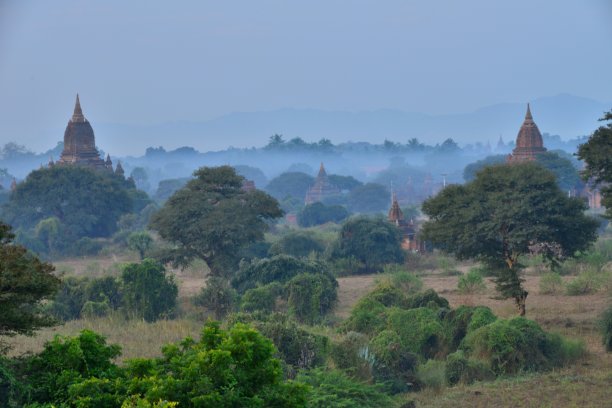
[[422, 163, 598, 316], [2, 166, 134, 246], [348, 183, 390, 214], [149, 166, 283, 276], [0, 222, 60, 352], [577, 110, 612, 218], [265, 171, 314, 201]]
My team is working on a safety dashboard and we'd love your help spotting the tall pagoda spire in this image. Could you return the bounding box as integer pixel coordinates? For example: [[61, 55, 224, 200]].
[[71, 94, 85, 123], [525, 103, 532, 121]]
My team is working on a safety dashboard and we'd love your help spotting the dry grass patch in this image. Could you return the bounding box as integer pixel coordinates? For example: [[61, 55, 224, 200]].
[[7, 315, 203, 363]]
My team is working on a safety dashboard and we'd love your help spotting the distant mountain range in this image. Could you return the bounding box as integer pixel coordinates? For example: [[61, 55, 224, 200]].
[[90, 94, 611, 154]]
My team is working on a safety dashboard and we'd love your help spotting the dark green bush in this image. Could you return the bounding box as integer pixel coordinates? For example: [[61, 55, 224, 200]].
[[405, 289, 450, 310], [231, 255, 324, 293], [341, 297, 388, 335], [457, 268, 486, 294], [80, 300, 111, 318], [598, 304, 612, 352], [287, 273, 338, 324], [254, 314, 329, 371], [71, 237, 103, 256], [193, 276, 238, 319], [46, 276, 89, 321], [20, 330, 121, 405], [329, 332, 372, 380], [445, 351, 494, 385], [86, 275, 122, 310], [297, 202, 350, 227], [240, 282, 284, 313], [121, 259, 178, 322], [462, 317, 585, 374], [296, 368, 395, 408], [268, 230, 325, 258], [386, 307, 445, 359]]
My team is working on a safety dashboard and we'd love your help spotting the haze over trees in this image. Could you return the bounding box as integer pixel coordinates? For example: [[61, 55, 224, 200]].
[[422, 162, 598, 316]]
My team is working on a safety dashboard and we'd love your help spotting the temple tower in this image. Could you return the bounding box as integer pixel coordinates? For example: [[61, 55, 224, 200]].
[[304, 163, 341, 204], [58, 94, 107, 169], [508, 104, 547, 162]]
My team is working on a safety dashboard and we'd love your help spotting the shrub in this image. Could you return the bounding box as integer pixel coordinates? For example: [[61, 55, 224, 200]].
[[296, 368, 395, 408], [21, 330, 121, 405], [387, 307, 445, 359], [443, 306, 496, 351], [231, 255, 324, 293], [381, 266, 423, 295], [599, 304, 612, 352], [328, 256, 366, 277], [565, 270, 602, 295], [416, 359, 447, 390], [405, 289, 450, 310], [342, 297, 388, 335], [193, 276, 238, 319], [80, 300, 111, 318], [445, 351, 494, 385], [286, 273, 338, 324], [457, 268, 486, 294], [46, 276, 89, 321], [539, 272, 564, 294], [268, 230, 325, 258], [330, 332, 372, 380], [364, 282, 408, 307], [86, 276, 122, 310], [462, 317, 585, 375], [121, 259, 178, 322], [240, 283, 284, 313], [253, 314, 329, 371]]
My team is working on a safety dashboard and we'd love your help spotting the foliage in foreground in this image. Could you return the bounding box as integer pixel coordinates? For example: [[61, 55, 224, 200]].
[[0, 222, 60, 352], [5, 322, 309, 408]]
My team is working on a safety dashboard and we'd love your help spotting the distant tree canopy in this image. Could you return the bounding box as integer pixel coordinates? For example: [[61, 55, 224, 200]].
[[348, 183, 390, 214], [578, 110, 612, 218], [2, 166, 135, 249], [0, 222, 59, 352], [265, 172, 314, 201], [268, 230, 325, 258], [331, 216, 404, 273], [297, 202, 350, 227], [149, 166, 283, 276], [153, 177, 191, 202], [233, 165, 268, 188], [422, 163, 598, 316], [463, 152, 581, 191], [327, 174, 363, 191]]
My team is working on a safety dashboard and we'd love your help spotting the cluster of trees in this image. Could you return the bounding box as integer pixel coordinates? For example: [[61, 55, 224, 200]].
[[48, 259, 178, 322], [2, 166, 154, 257]]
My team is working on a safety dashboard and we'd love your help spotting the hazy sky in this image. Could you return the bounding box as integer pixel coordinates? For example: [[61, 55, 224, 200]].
[[0, 0, 611, 152]]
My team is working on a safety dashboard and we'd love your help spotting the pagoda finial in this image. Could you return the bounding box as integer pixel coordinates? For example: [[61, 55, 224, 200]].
[[525, 103, 532, 120], [71, 93, 85, 122], [318, 162, 327, 178]]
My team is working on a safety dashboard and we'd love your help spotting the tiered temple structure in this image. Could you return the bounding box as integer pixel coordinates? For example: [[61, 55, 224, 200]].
[[507, 104, 547, 163], [388, 192, 423, 251], [57, 95, 119, 174], [304, 163, 341, 204]]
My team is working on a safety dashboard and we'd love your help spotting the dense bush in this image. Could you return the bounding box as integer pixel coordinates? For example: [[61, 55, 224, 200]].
[[461, 317, 585, 374], [380, 266, 424, 295], [386, 307, 445, 358], [445, 351, 493, 385], [232, 255, 324, 293], [287, 273, 338, 324], [416, 359, 446, 390], [565, 269, 604, 295], [329, 332, 372, 380], [9, 323, 309, 407], [121, 259, 178, 322], [342, 297, 389, 335], [240, 283, 284, 313], [599, 304, 612, 352], [269, 231, 325, 258], [297, 368, 395, 408], [193, 276, 239, 318]]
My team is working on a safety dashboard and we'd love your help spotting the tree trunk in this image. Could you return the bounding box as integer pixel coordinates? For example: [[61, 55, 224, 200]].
[[515, 290, 528, 316]]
